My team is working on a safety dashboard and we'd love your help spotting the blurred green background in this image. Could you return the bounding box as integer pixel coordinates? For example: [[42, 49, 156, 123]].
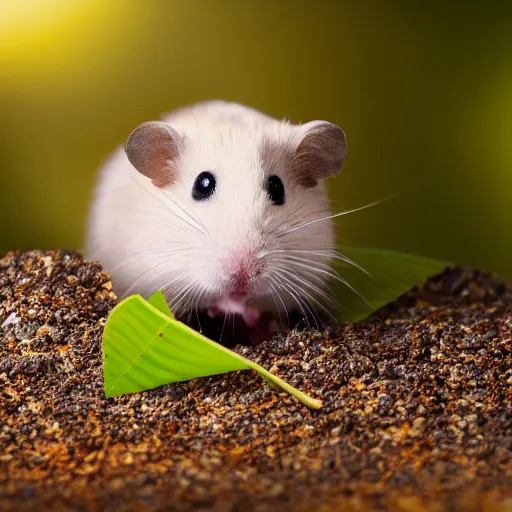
[[1, 1, 511, 277]]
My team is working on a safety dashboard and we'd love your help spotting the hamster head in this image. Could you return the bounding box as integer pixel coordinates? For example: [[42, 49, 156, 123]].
[[94, 101, 347, 331]]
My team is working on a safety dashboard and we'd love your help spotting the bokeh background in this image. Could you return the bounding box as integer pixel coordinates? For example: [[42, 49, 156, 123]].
[[1, 1, 511, 277]]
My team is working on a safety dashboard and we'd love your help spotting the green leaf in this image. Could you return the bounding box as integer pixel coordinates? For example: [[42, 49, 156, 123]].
[[333, 245, 448, 323], [102, 295, 322, 409], [102, 246, 447, 409], [147, 290, 174, 318]]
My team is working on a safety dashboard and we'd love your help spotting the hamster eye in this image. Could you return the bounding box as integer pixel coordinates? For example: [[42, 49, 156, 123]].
[[266, 175, 285, 205], [192, 171, 216, 201]]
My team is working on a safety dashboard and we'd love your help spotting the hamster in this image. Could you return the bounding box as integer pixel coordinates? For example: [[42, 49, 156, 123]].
[[86, 100, 346, 345]]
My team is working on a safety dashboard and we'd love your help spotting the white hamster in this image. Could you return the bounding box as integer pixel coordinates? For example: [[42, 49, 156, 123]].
[[86, 100, 346, 343]]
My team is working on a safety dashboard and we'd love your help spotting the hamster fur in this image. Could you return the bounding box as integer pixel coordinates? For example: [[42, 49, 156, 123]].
[[86, 100, 346, 334]]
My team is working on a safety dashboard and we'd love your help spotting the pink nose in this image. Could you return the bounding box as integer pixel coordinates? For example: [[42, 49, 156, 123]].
[[223, 249, 257, 296], [228, 267, 251, 296]]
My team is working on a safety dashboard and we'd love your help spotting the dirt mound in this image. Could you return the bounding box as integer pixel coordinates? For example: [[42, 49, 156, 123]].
[[1, 251, 511, 511]]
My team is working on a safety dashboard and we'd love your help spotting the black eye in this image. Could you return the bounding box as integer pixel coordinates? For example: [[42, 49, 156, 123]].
[[192, 171, 216, 201], [267, 175, 285, 205]]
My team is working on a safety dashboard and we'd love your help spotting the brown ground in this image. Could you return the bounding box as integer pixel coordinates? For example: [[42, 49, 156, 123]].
[[1, 250, 511, 512]]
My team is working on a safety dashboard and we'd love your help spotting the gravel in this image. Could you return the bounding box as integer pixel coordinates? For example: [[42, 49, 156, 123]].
[[1, 250, 511, 511]]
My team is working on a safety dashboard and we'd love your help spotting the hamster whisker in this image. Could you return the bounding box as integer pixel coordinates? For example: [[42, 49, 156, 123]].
[[122, 265, 175, 298], [192, 287, 211, 333], [183, 286, 204, 326], [268, 271, 310, 328], [165, 276, 195, 309], [219, 313, 229, 344], [120, 257, 189, 297], [268, 203, 309, 234], [271, 207, 330, 239], [140, 210, 205, 240], [268, 248, 370, 277], [91, 236, 188, 257], [329, 250, 373, 278], [270, 254, 336, 284], [132, 175, 207, 235], [268, 293, 285, 329], [271, 257, 332, 287], [276, 267, 338, 311], [273, 255, 358, 295], [277, 256, 370, 307], [150, 274, 190, 309], [274, 266, 336, 302], [266, 279, 290, 329], [107, 246, 193, 275], [179, 281, 209, 315], [285, 280, 336, 324], [140, 221, 196, 241], [165, 284, 196, 319], [278, 197, 389, 238], [278, 248, 372, 279], [273, 254, 340, 277], [254, 277, 286, 330], [162, 286, 188, 316], [270, 272, 319, 329], [270, 265, 338, 323], [160, 189, 210, 236], [131, 175, 208, 237], [195, 306, 203, 333]]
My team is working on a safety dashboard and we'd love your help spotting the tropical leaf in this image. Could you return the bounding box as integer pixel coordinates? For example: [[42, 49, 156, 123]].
[[147, 290, 174, 318], [333, 245, 448, 323], [102, 292, 323, 409], [102, 247, 448, 407]]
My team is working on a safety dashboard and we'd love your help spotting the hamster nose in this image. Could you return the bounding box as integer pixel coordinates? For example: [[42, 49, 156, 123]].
[[223, 248, 262, 297], [227, 267, 251, 297]]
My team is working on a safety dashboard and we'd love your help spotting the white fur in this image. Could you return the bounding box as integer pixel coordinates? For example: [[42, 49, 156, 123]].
[[85, 101, 337, 322]]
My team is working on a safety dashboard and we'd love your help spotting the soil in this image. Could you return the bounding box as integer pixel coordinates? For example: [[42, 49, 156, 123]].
[[1, 250, 511, 511]]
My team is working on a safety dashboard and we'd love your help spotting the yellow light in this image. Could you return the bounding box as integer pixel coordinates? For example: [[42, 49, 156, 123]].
[[0, 0, 89, 36], [0, 0, 144, 92], [0, 0, 94, 77]]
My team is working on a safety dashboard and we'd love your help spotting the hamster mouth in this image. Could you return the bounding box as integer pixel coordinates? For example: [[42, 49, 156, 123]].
[[185, 301, 305, 348], [208, 295, 261, 328], [184, 293, 278, 347], [183, 294, 306, 348]]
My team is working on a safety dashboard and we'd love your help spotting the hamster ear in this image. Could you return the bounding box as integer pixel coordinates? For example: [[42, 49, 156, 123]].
[[292, 121, 346, 188], [125, 121, 182, 188]]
